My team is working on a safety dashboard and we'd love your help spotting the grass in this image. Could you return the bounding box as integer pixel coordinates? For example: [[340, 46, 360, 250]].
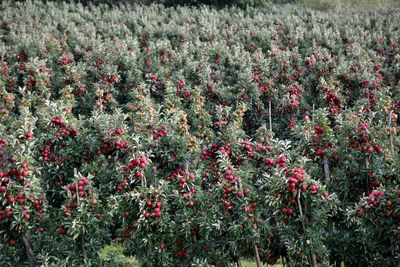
[[99, 244, 284, 266], [99, 244, 139, 266]]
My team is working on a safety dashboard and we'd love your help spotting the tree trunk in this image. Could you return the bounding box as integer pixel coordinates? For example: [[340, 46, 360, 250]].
[[235, 257, 242, 267], [22, 234, 35, 267], [254, 245, 262, 267], [311, 254, 318, 267]]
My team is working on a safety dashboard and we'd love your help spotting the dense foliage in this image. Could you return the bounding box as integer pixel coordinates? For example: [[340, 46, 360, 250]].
[[0, 1, 399, 266], [14, 0, 275, 8]]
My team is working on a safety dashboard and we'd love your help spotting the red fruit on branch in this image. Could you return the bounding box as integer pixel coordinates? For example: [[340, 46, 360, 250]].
[[356, 209, 364, 218], [309, 185, 319, 194], [315, 125, 324, 134], [116, 128, 124, 135], [332, 155, 340, 163], [265, 158, 275, 166], [224, 186, 232, 193], [152, 212, 161, 218], [373, 144, 383, 154], [60, 227, 67, 235], [315, 148, 325, 157], [64, 210, 71, 217], [224, 201, 232, 208], [135, 171, 142, 179], [276, 155, 287, 167], [25, 131, 33, 140], [286, 208, 294, 215]]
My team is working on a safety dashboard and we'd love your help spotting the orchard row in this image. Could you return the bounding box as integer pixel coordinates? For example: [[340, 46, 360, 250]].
[[0, 1, 399, 266]]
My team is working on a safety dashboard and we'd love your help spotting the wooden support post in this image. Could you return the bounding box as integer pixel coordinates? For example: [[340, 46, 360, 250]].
[[323, 155, 330, 183], [297, 195, 318, 267], [268, 100, 272, 132], [388, 110, 395, 157], [312, 103, 315, 123]]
